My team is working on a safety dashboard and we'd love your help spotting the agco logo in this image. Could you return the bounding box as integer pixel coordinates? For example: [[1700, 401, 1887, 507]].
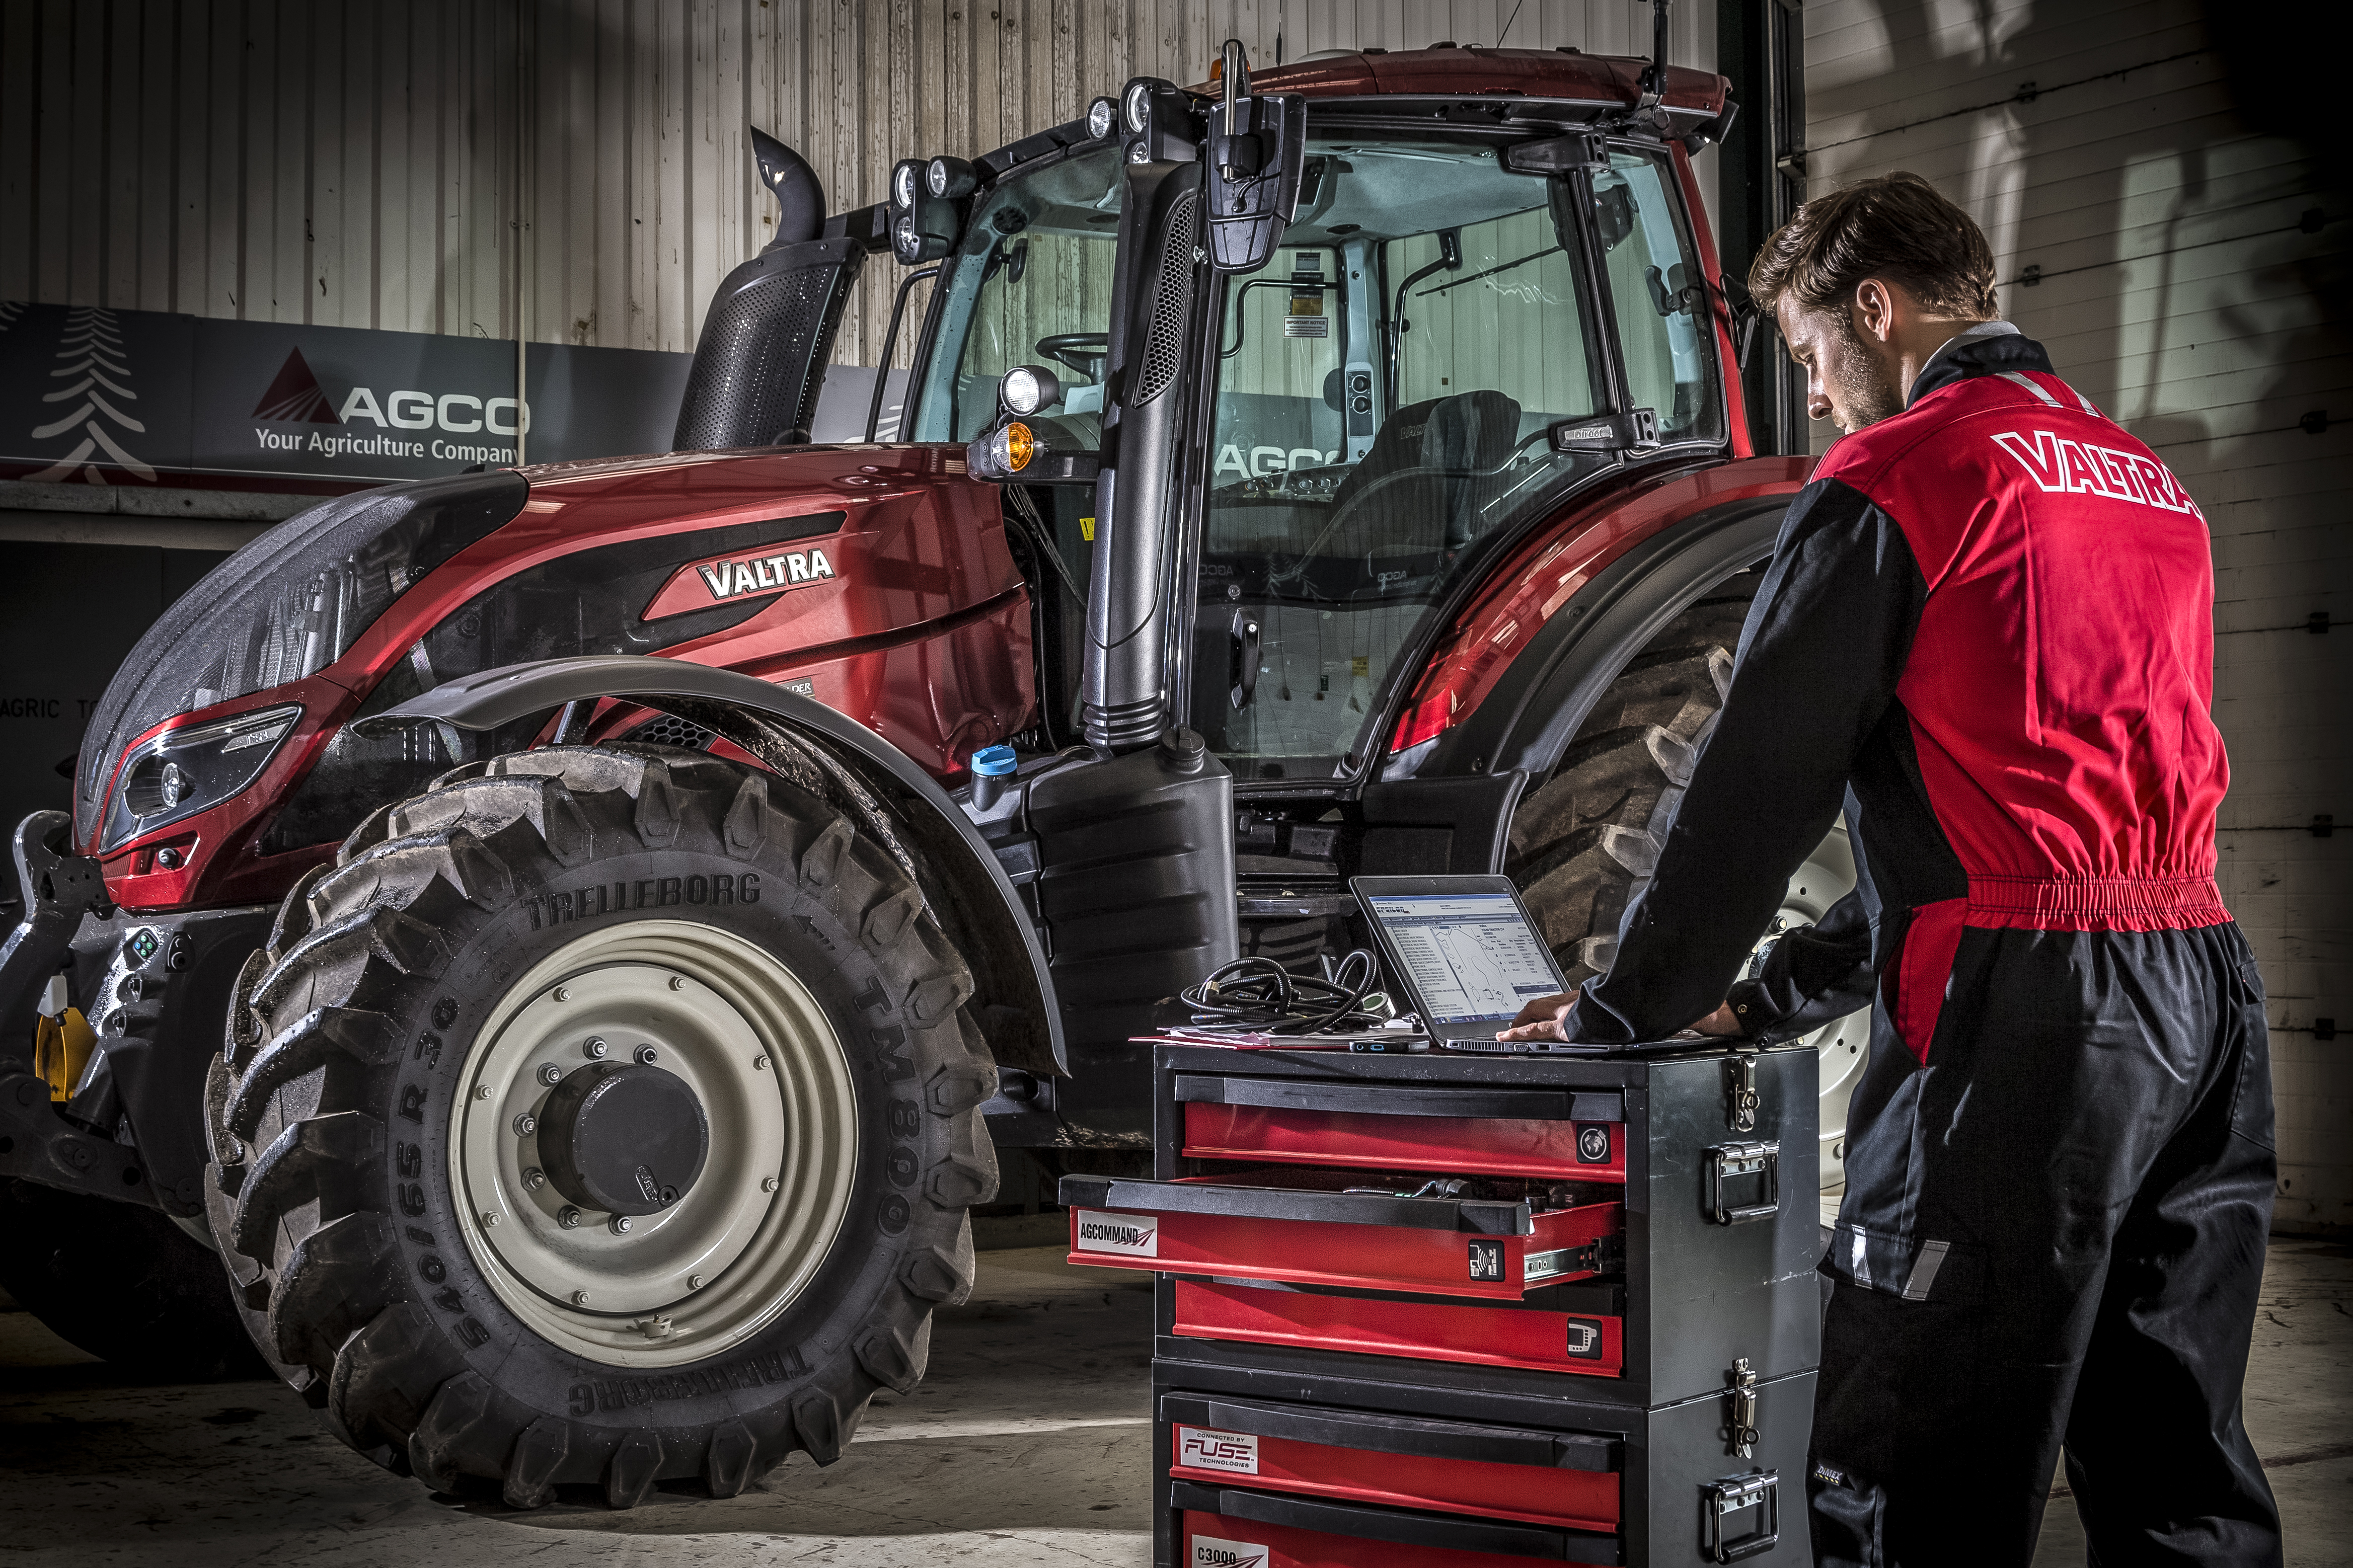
[[1074, 1209, 1157, 1257], [697, 547, 837, 601], [1191, 1537, 1269, 1568]]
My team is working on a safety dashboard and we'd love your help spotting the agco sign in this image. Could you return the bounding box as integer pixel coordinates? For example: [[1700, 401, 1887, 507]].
[[248, 347, 528, 466]]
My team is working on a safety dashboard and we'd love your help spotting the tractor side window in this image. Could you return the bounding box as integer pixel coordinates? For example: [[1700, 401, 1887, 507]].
[[1195, 136, 1611, 779], [1596, 150, 1722, 442], [906, 148, 1123, 447]]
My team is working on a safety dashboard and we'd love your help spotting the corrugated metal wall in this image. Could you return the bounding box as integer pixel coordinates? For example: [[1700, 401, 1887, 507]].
[[0, 0, 1715, 372], [1805, 0, 2352, 1232]]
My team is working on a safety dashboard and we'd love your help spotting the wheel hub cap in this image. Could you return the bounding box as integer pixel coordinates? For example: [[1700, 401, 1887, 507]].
[[541, 1061, 712, 1216]]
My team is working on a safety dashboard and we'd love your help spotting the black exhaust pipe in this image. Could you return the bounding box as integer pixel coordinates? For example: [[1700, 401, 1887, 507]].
[[672, 129, 866, 451]]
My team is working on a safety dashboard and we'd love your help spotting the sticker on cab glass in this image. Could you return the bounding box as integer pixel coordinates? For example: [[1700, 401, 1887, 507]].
[[1074, 1210, 1157, 1257], [1176, 1426, 1259, 1475], [1191, 1534, 1270, 1568]]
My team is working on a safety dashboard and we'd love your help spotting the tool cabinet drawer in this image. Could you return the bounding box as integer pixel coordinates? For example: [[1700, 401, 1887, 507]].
[[1176, 1076, 1627, 1183], [1173, 1279, 1623, 1378], [1177, 1485, 1621, 1566], [1162, 1391, 1620, 1532], [1059, 1171, 1623, 1299]]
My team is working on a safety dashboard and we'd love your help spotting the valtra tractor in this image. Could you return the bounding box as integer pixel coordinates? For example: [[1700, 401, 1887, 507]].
[[0, 31, 1858, 1508]]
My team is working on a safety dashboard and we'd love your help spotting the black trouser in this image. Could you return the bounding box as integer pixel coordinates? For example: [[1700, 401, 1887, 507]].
[[1810, 920, 2281, 1567]]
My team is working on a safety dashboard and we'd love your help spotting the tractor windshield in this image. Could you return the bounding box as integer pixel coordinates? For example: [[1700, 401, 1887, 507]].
[[905, 147, 1123, 447], [1194, 139, 1720, 778]]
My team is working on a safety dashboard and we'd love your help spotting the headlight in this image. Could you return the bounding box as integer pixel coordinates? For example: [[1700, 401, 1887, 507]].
[[998, 365, 1059, 417], [1123, 81, 1152, 134], [103, 703, 302, 852], [926, 156, 976, 199], [1087, 96, 1117, 140]]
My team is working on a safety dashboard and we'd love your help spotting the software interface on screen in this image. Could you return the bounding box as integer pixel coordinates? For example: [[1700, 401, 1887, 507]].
[[1366, 893, 1563, 1024]]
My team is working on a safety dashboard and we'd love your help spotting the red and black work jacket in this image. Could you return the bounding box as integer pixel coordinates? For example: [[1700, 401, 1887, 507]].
[[1569, 329, 2229, 1054]]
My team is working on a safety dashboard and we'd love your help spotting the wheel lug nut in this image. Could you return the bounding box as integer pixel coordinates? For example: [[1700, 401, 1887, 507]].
[[522, 1167, 546, 1191], [610, 1215, 633, 1235], [538, 1063, 563, 1085], [634, 1045, 659, 1065], [583, 1037, 609, 1058], [761, 1176, 779, 1193], [559, 1206, 582, 1228], [572, 1290, 591, 1306], [512, 1112, 538, 1136]]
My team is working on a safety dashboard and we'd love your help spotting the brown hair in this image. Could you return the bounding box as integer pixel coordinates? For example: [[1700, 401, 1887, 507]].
[[1748, 172, 1998, 321]]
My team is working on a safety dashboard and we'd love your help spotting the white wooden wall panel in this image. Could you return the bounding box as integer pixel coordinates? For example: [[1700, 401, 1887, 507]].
[[1804, 1, 2353, 1232], [0, 0, 1716, 364]]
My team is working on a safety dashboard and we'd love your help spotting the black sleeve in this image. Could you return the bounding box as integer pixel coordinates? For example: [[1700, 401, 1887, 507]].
[[1565, 478, 1926, 1044]]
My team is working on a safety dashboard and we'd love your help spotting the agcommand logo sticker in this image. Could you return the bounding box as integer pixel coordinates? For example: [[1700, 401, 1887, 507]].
[[1190, 1536, 1269, 1568], [1074, 1210, 1157, 1257]]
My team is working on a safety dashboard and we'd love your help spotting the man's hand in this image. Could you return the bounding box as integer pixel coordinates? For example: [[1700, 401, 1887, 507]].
[[1497, 991, 1579, 1042], [1496, 991, 1748, 1043]]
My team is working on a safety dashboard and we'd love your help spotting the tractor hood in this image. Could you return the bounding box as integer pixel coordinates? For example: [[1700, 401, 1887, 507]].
[[74, 471, 529, 852]]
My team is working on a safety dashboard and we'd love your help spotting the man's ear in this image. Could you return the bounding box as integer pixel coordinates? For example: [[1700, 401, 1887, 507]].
[[1852, 278, 1900, 344]]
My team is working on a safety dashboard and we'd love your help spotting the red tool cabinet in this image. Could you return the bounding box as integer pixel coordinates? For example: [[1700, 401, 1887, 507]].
[[1060, 1042, 1821, 1567]]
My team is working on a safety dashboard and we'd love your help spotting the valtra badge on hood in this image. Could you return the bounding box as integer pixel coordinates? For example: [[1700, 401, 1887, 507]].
[[640, 541, 839, 619]]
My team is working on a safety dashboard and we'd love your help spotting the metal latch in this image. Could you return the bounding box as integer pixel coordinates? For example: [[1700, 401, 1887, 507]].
[[1701, 1470, 1779, 1563], [1723, 1357, 1759, 1457], [1725, 1051, 1760, 1132], [1704, 1140, 1780, 1225]]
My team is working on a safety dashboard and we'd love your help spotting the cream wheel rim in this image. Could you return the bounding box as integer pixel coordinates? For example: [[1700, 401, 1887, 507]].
[[448, 919, 858, 1368]]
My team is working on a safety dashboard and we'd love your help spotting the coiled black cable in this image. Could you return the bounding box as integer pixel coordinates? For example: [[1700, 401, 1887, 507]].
[[1180, 950, 1388, 1034]]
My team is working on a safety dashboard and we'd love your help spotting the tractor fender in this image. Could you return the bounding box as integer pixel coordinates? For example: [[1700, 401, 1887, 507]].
[[1360, 493, 1794, 878], [355, 654, 1066, 1077]]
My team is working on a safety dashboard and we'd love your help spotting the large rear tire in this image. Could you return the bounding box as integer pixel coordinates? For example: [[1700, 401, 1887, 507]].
[[202, 743, 996, 1506], [1508, 569, 1870, 1199]]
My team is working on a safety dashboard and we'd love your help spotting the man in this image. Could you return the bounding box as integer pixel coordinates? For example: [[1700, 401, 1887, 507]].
[[1500, 172, 2281, 1565]]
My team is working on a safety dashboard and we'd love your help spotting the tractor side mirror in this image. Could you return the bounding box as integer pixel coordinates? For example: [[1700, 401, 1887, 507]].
[[1204, 40, 1308, 274]]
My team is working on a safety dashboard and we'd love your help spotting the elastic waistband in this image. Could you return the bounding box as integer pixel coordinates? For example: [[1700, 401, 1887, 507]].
[[1962, 876, 2229, 931]]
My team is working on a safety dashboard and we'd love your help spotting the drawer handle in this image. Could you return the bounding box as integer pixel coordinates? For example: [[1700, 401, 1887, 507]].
[[1701, 1470, 1779, 1562], [1704, 1140, 1780, 1225]]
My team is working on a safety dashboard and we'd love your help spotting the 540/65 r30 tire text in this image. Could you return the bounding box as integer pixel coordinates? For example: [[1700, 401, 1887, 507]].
[[201, 744, 998, 1507]]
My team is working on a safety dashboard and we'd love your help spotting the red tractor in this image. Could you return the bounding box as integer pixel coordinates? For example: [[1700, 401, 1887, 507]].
[[0, 39, 1852, 1507]]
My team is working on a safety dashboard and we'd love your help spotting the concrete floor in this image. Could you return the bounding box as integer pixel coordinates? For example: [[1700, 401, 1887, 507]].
[[2, 1238, 2345, 1566]]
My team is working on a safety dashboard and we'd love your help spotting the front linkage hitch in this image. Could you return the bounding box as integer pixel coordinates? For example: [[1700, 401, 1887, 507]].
[[0, 810, 158, 1208]]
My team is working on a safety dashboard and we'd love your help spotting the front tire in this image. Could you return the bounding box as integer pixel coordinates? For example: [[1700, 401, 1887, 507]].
[[204, 744, 996, 1506]]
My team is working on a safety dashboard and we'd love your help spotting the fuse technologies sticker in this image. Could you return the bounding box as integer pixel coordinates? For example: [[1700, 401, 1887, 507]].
[[1191, 1534, 1270, 1568], [1074, 1210, 1158, 1257], [1176, 1426, 1260, 1475]]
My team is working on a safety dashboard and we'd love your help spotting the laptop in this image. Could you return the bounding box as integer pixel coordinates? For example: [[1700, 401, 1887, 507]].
[[1350, 874, 1597, 1052]]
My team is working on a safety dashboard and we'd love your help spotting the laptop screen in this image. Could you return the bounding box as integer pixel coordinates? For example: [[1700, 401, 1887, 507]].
[[1361, 891, 1565, 1025]]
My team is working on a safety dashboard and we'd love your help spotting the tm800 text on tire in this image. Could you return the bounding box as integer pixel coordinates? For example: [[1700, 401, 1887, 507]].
[[201, 744, 997, 1507]]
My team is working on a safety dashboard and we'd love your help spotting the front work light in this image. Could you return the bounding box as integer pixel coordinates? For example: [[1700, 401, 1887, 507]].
[[998, 365, 1060, 417]]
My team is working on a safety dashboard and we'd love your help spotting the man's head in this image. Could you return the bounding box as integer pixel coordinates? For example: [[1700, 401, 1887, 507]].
[[1749, 173, 1999, 432]]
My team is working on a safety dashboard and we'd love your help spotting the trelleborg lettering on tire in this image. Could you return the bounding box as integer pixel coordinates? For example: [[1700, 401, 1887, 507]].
[[203, 743, 997, 1508]]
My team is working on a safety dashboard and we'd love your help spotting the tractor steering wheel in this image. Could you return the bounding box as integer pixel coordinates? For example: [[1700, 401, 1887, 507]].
[[1036, 333, 1110, 378]]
